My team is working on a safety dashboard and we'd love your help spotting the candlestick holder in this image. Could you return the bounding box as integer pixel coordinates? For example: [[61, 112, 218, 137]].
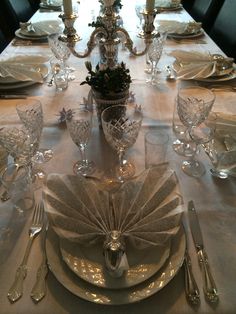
[[59, 1, 159, 68]]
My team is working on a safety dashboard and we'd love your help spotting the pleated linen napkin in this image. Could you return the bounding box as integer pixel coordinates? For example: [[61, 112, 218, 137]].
[[158, 20, 202, 35], [170, 50, 234, 79], [43, 164, 184, 249], [155, 0, 181, 8], [0, 55, 49, 82]]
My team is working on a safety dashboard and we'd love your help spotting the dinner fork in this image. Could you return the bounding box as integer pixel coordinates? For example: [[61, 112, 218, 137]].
[[7, 202, 44, 303]]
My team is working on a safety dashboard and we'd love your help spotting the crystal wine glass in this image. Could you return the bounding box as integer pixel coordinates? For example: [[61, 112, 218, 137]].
[[48, 32, 75, 80], [66, 108, 96, 176], [101, 104, 143, 181], [177, 86, 215, 177], [172, 98, 197, 157], [146, 33, 166, 85], [16, 99, 53, 164]]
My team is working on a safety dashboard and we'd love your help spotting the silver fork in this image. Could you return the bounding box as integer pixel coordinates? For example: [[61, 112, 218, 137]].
[[7, 202, 44, 303]]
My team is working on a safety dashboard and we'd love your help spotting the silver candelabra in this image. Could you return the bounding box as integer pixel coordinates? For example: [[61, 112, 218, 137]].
[[59, 1, 159, 68]]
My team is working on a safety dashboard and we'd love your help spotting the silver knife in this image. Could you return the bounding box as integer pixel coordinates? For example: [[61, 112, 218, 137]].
[[0, 94, 27, 99], [183, 223, 200, 305], [188, 200, 219, 303]]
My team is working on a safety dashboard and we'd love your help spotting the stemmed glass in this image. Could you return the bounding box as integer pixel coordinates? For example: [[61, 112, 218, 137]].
[[101, 104, 143, 181], [48, 32, 75, 80], [66, 108, 96, 176], [146, 33, 166, 85], [16, 99, 53, 164], [177, 86, 215, 177], [172, 98, 197, 156]]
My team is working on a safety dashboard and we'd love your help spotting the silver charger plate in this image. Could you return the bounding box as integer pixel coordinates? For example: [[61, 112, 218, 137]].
[[60, 236, 171, 289], [46, 226, 186, 305]]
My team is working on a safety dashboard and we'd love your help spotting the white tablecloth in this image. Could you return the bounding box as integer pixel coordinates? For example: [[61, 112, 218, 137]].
[[0, 1, 236, 313]]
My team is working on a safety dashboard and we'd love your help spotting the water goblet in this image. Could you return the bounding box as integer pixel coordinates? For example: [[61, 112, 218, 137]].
[[146, 33, 167, 85], [66, 108, 96, 176], [1, 163, 34, 213], [177, 86, 215, 177], [101, 104, 143, 181], [48, 32, 75, 80], [16, 99, 53, 164]]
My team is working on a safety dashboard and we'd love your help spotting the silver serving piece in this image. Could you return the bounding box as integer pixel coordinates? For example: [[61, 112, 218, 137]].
[[59, 0, 158, 68], [188, 200, 219, 303]]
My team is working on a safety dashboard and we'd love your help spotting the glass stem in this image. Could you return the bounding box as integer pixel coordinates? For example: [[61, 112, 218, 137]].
[[118, 149, 125, 168], [79, 145, 87, 165]]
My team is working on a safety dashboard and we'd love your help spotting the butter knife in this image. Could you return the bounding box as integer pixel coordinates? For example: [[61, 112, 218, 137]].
[[188, 200, 219, 303]]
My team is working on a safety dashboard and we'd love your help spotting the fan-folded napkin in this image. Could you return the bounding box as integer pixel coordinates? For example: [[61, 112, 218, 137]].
[[158, 21, 201, 35], [43, 164, 184, 249], [170, 50, 233, 79], [0, 55, 48, 82]]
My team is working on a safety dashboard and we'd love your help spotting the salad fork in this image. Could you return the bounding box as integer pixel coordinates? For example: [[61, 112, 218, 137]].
[[7, 202, 44, 303]]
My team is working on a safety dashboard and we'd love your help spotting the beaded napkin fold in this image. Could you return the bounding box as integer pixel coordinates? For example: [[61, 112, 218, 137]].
[[170, 50, 234, 79], [0, 55, 49, 82]]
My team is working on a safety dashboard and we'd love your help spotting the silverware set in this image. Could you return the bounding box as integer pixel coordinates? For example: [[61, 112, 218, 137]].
[[7, 202, 47, 303], [184, 200, 218, 305]]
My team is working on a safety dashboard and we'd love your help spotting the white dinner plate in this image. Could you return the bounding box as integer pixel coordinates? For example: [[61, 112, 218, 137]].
[[168, 29, 204, 39], [15, 29, 47, 41], [0, 64, 48, 90], [46, 226, 186, 305], [60, 236, 171, 289]]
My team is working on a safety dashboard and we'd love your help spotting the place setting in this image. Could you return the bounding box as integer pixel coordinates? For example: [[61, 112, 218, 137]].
[[158, 20, 204, 40], [169, 50, 236, 82], [13, 19, 63, 46], [0, 54, 50, 90], [39, 0, 62, 12]]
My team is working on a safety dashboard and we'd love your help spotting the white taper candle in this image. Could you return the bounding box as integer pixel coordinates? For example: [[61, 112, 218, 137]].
[[146, 0, 155, 12], [63, 0, 73, 15]]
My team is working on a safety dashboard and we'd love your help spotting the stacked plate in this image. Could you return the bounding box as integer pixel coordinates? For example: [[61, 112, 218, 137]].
[[155, 0, 183, 11], [46, 226, 185, 304], [15, 20, 62, 41], [39, 0, 62, 11], [0, 55, 49, 90]]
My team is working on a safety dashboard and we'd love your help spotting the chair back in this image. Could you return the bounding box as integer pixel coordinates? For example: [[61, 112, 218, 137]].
[[209, 0, 236, 60], [189, 0, 225, 32]]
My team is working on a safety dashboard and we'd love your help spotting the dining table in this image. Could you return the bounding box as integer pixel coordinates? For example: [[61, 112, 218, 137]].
[[0, 1, 236, 313]]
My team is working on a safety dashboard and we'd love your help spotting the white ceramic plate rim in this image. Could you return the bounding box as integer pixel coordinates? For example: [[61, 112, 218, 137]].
[[46, 226, 186, 305], [60, 237, 171, 289]]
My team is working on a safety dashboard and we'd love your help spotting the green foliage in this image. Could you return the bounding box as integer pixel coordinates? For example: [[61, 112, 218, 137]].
[[80, 61, 132, 96]]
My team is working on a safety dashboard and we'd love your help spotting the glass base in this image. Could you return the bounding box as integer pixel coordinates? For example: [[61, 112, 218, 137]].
[[182, 159, 206, 178], [73, 160, 96, 176], [116, 160, 135, 181], [210, 168, 229, 179], [32, 148, 53, 164], [172, 140, 186, 156]]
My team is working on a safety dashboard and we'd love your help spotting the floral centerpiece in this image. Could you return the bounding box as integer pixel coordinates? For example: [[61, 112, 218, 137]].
[[80, 61, 132, 125]]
